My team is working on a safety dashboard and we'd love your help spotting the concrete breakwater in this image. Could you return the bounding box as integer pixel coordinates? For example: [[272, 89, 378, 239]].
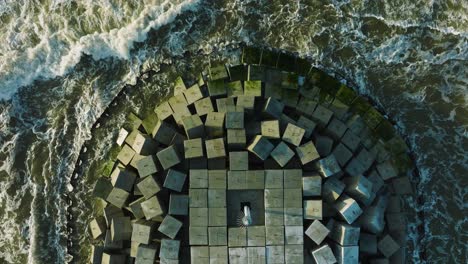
[[85, 46, 417, 263]]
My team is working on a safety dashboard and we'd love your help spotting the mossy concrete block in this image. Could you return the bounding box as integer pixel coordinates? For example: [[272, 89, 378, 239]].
[[159, 239, 180, 260], [132, 220, 154, 244], [246, 170, 265, 189], [227, 129, 246, 150], [89, 217, 106, 239], [117, 144, 136, 165], [194, 97, 214, 116], [189, 189, 207, 208], [93, 177, 113, 200], [138, 175, 161, 198], [228, 64, 249, 81], [304, 199, 322, 220], [295, 141, 320, 165], [209, 170, 227, 189], [216, 97, 235, 113], [229, 151, 249, 171], [283, 123, 305, 146], [248, 64, 267, 81], [182, 115, 205, 139], [265, 208, 284, 226], [335, 84, 357, 105], [236, 95, 255, 110], [116, 128, 129, 147], [124, 112, 143, 131], [363, 108, 384, 130], [173, 76, 186, 96], [209, 226, 228, 246], [136, 155, 158, 178], [312, 104, 334, 126], [157, 145, 181, 170], [208, 189, 226, 207], [207, 79, 227, 97], [266, 226, 284, 245], [106, 188, 130, 208], [141, 196, 164, 220], [242, 46, 262, 64], [190, 207, 208, 227], [154, 101, 173, 121], [205, 112, 225, 138], [206, 138, 226, 159], [261, 120, 280, 139], [184, 138, 204, 159], [209, 207, 227, 226], [210, 65, 229, 80], [152, 121, 177, 146], [226, 81, 243, 97], [169, 194, 189, 216], [261, 49, 279, 67], [263, 97, 285, 119], [334, 195, 363, 224], [228, 227, 247, 247], [318, 90, 335, 107], [271, 142, 295, 167], [158, 215, 183, 239], [248, 135, 275, 161], [225, 111, 244, 129], [329, 98, 351, 121], [184, 84, 204, 105], [265, 83, 283, 100], [190, 227, 208, 245], [227, 170, 247, 189], [132, 133, 157, 155], [308, 68, 341, 94], [350, 96, 372, 115]]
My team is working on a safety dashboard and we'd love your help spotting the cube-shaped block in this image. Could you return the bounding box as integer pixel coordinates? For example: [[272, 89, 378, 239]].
[[265, 170, 283, 188], [312, 104, 333, 126], [189, 169, 208, 188], [169, 194, 189, 216], [209, 170, 227, 189], [138, 175, 162, 198], [132, 220, 154, 244], [158, 215, 183, 239], [155, 102, 173, 121], [184, 138, 204, 159], [378, 234, 400, 258], [159, 239, 180, 260], [110, 216, 132, 241], [283, 123, 305, 146], [244, 80, 262, 96], [304, 200, 322, 220], [334, 195, 363, 224], [228, 227, 247, 247], [248, 135, 275, 161], [205, 112, 225, 138], [157, 145, 181, 170], [183, 84, 203, 104], [136, 155, 158, 178], [265, 189, 283, 208], [117, 144, 136, 165], [305, 220, 329, 245], [318, 155, 342, 178], [141, 196, 164, 220], [261, 120, 280, 138], [209, 226, 228, 246], [227, 129, 246, 149], [270, 142, 295, 167], [322, 177, 345, 203], [194, 97, 214, 116], [226, 111, 244, 129], [229, 151, 248, 171], [190, 207, 208, 227], [285, 226, 304, 245], [189, 189, 207, 208], [152, 121, 177, 146], [106, 188, 129, 208], [206, 138, 226, 159], [312, 245, 337, 264], [163, 169, 187, 192], [266, 246, 285, 264], [190, 227, 208, 245], [110, 167, 137, 192], [285, 244, 303, 264], [263, 97, 284, 119], [182, 115, 205, 139], [296, 141, 320, 165], [345, 175, 373, 202], [303, 175, 321, 196], [266, 226, 284, 245]]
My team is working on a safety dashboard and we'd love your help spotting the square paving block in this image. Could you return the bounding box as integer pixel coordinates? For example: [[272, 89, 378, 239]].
[[182, 115, 205, 139], [227, 129, 246, 150], [285, 226, 303, 245], [209, 170, 227, 189], [106, 188, 129, 208], [296, 141, 320, 165], [189, 227, 208, 245], [158, 215, 182, 239], [151, 121, 177, 146], [248, 135, 275, 161], [131, 220, 154, 244], [191, 246, 209, 263], [208, 189, 226, 207], [206, 138, 226, 159], [265, 189, 284, 208], [283, 169, 302, 188], [283, 123, 305, 146], [247, 226, 266, 246], [210, 246, 228, 264], [248, 247, 266, 264], [194, 97, 214, 116], [334, 195, 363, 224], [229, 151, 249, 171], [173, 76, 186, 95], [302, 175, 321, 196], [138, 175, 161, 198], [261, 120, 281, 139], [244, 80, 262, 96], [266, 246, 285, 264], [304, 200, 322, 220], [284, 207, 303, 226], [284, 189, 302, 208], [271, 142, 295, 167], [117, 144, 136, 165], [207, 79, 227, 97], [189, 189, 207, 208], [184, 138, 204, 159], [263, 97, 285, 119], [226, 111, 244, 129], [227, 170, 247, 189], [285, 244, 303, 264], [205, 112, 225, 138], [296, 97, 317, 116], [246, 170, 265, 189], [163, 169, 187, 192], [296, 115, 317, 138], [265, 208, 284, 226], [141, 196, 164, 220], [189, 169, 208, 188], [190, 207, 208, 227], [110, 167, 137, 192], [318, 155, 342, 178], [183, 84, 203, 105], [265, 170, 283, 188], [209, 207, 227, 226], [305, 220, 329, 245], [226, 81, 243, 96], [312, 245, 337, 264], [157, 145, 181, 170], [209, 227, 227, 246], [159, 239, 180, 260], [136, 155, 158, 178], [169, 194, 189, 216], [155, 102, 173, 121], [266, 226, 285, 245], [228, 227, 247, 247]]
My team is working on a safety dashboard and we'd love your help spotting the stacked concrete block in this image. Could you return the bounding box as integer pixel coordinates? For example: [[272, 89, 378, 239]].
[[226, 111, 244, 129], [305, 220, 329, 245], [302, 174, 321, 196], [209, 170, 227, 189], [285, 244, 303, 264], [236, 95, 255, 110], [117, 144, 136, 165], [244, 80, 262, 96], [184, 84, 204, 105], [207, 80, 227, 97], [194, 97, 214, 116], [227, 129, 246, 149], [208, 207, 227, 226], [229, 247, 248, 264], [265, 189, 284, 208], [132, 133, 157, 155], [184, 138, 204, 159], [182, 115, 205, 139], [228, 227, 247, 247], [135, 155, 158, 178], [266, 246, 285, 264], [296, 141, 320, 165], [266, 226, 285, 245], [284, 188, 302, 208], [131, 220, 154, 244], [303, 200, 322, 220], [106, 188, 130, 208], [285, 225, 304, 245], [155, 102, 174, 121], [246, 170, 265, 189], [247, 226, 266, 246], [248, 247, 266, 264], [93, 177, 113, 201], [159, 239, 180, 262], [91, 245, 104, 264], [89, 217, 106, 239], [157, 145, 181, 170], [283, 123, 305, 146], [356, 148, 376, 172], [263, 97, 285, 119], [329, 222, 360, 246], [312, 104, 333, 126], [136, 245, 158, 264], [265, 170, 284, 188], [216, 97, 235, 112], [327, 118, 348, 139], [103, 205, 124, 226], [226, 81, 243, 97], [284, 207, 303, 226], [210, 246, 228, 264], [209, 226, 228, 245], [228, 171, 247, 189], [270, 141, 295, 167], [110, 167, 136, 192], [296, 115, 317, 138], [205, 112, 225, 138], [163, 169, 187, 192], [111, 216, 132, 241], [141, 195, 164, 220], [332, 143, 353, 167], [376, 161, 398, 180], [189, 227, 208, 245], [206, 138, 226, 159], [169, 194, 189, 216], [229, 151, 249, 171], [170, 103, 192, 126], [345, 158, 367, 177], [345, 175, 373, 202], [104, 230, 123, 250], [312, 244, 337, 264], [173, 76, 187, 96], [265, 83, 283, 100], [191, 246, 209, 263], [190, 207, 208, 227], [265, 207, 284, 226], [152, 121, 177, 146], [334, 195, 363, 224], [315, 136, 334, 157], [331, 243, 359, 264], [296, 97, 317, 116], [137, 175, 161, 198], [322, 177, 345, 203], [317, 155, 342, 178], [248, 135, 275, 160], [158, 215, 183, 239], [341, 129, 361, 152], [101, 253, 126, 264], [116, 128, 129, 146], [261, 120, 281, 139], [210, 65, 229, 80]]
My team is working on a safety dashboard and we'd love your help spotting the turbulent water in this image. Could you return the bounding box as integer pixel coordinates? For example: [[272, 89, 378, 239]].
[[0, 0, 466, 263]]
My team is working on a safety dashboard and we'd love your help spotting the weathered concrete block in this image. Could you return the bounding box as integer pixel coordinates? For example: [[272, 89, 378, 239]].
[[247, 226, 266, 246], [327, 118, 348, 139], [263, 97, 285, 119], [225, 81, 243, 97], [359, 232, 377, 255], [190, 207, 208, 227], [101, 253, 126, 264], [228, 227, 247, 247], [296, 97, 317, 116], [169, 194, 189, 216], [315, 135, 334, 157], [208, 189, 226, 208], [284, 207, 303, 226], [131, 220, 154, 244], [173, 76, 186, 96], [182, 115, 205, 139], [271, 142, 295, 167], [229, 247, 248, 264], [266, 226, 284, 245], [236, 95, 255, 110], [345, 158, 366, 177], [91, 245, 104, 264], [206, 138, 226, 159], [285, 244, 303, 264], [329, 222, 360, 246], [341, 129, 361, 152], [246, 170, 265, 189], [261, 120, 281, 139], [265, 189, 284, 208], [132, 133, 157, 155], [378, 234, 400, 258], [157, 145, 181, 170], [103, 229, 123, 250], [334, 195, 362, 224], [305, 220, 329, 245], [209, 207, 227, 226], [159, 239, 180, 260], [93, 177, 113, 201], [283, 123, 305, 146], [106, 188, 130, 208], [171, 103, 192, 126], [225, 111, 244, 129], [248, 246, 266, 264], [209, 246, 228, 264], [303, 174, 321, 196], [117, 144, 136, 165], [163, 169, 187, 192], [189, 227, 208, 245], [329, 98, 351, 120], [116, 128, 129, 147], [158, 215, 183, 239], [205, 112, 225, 138], [265, 170, 283, 188], [189, 188, 207, 208], [103, 205, 124, 226], [322, 177, 345, 203], [229, 151, 249, 171], [138, 175, 161, 199], [210, 65, 228, 80], [265, 208, 284, 226], [317, 155, 342, 178], [216, 97, 235, 113], [392, 176, 413, 195], [228, 170, 247, 189], [284, 188, 302, 208], [332, 143, 353, 167], [135, 244, 158, 264], [376, 161, 398, 180], [141, 196, 164, 220], [110, 167, 137, 192], [345, 175, 373, 202], [136, 155, 158, 178], [89, 217, 106, 239], [244, 80, 262, 96], [304, 199, 322, 220], [282, 89, 300, 108], [184, 138, 204, 159], [183, 84, 203, 105], [296, 115, 317, 138], [312, 104, 333, 126], [296, 141, 320, 165], [155, 101, 174, 122], [266, 246, 285, 264], [248, 135, 275, 161], [209, 226, 227, 246], [331, 243, 359, 264], [110, 216, 132, 241], [209, 170, 227, 189], [356, 148, 376, 171], [194, 97, 214, 116], [285, 226, 304, 245], [312, 244, 337, 264], [152, 121, 177, 146], [225, 129, 246, 150], [265, 82, 282, 100]]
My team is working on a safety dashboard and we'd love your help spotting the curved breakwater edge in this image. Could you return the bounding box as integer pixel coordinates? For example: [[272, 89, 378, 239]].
[[68, 45, 426, 263]]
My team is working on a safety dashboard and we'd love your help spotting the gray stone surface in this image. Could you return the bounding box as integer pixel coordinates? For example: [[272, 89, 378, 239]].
[[106, 188, 129, 208], [247, 226, 266, 246], [209, 226, 228, 245], [208, 207, 227, 226], [189, 169, 208, 188], [285, 244, 303, 264], [247, 246, 266, 264], [206, 138, 226, 159], [183, 84, 204, 105], [189, 189, 207, 208], [155, 102, 174, 121], [265, 189, 284, 208], [228, 227, 247, 247], [189, 227, 208, 245], [265, 170, 283, 188], [266, 226, 284, 245], [210, 246, 228, 264], [266, 245, 285, 264], [284, 207, 303, 226], [190, 207, 208, 227], [209, 170, 227, 189]]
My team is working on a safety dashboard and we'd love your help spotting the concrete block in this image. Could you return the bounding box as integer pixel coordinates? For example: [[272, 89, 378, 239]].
[[265, 170, 283, 188], [312, 104, 333, 126], [106, 188, 129, 208], [356, 148, 376, 171], [331, 244, 359, 264], [369, 259, 390, 264], [378, 235, 400, 258], [271, 142, 295, 167], [131, 220, 154, 244], [229, 151, 248, 171], [226, 111, 244, 129], [183, 83, 203, 105], [184, 138, 204, 159], [341, 129, 360, 152], [296, 141, 320, 165], [285, 244, 303, 264], [135, 244, 158, 264], [263, 97, 284, 119], [303, 200, 322, 220], [116, 128, 129, 147], [229, 247, 248, 264], [208, 189, 226, 207], [317, 155, 342, 178], [91, 245, 104, 264], [284, 188, 302, 208], [209, 170, 227, 189], [210, 65, 228, 80], [282, 89, 300, 108], [93, 177, 113, 201], [285, 226, 303, 245], [190, 207, 208, 227], [345, 158, 366, 177], [173, 76, 186, 96], [182, 115, 205, 139], [207, 79, 227, 97], [210, 246, 228, 264], [103, 205, 124, 226], [359, 232, 377, 255], [329, 222, 360, 246], [322, 177, 345, 203], [152, 121, 177, 146], [392, 176, 413, 195], [163, 169, 187, 192], [194, 97, 214, 116], [226, 81, 243, 97], [141, 196, 164, 220], [266, 246, 285, 264], [209, 207, 227, 226], [327, 118, 348, 139], [266, 226, 284, 245], [284, 207, 303, 226], [171, 103, 192, 126], [228, 227, 247, 247], [265, 189, 284, 208], [248, 135, 275, 161], [157, 145, 181, 170], [334, 195, 362, 224], [227, 170, 247, 189], [296, 97, 317, 116], [244, 80, 262, 96], [101, 253, 126, 264], [282, 169, 301, 189], [376, 161, 398, 180], [205, 112, 225, 138], [261, 120, 281, 139], [158, 215, 182, 239], [110, 216, 132, 241], [312, 244, 337, 264], [245, 170, 264, 189], [159, 239, 180, 260], [265, 82, 282, 99], [117, 144, 136, 165], [332, 143, 352, 167], [247, 226, 266, 246], [135, 155, 158, 178], [189, 169, 208, 189], [209, 227, 227, 245], [189, 189, 207, 208], [305, 220, 329, 245], [132, 133, 157, 155], [283, 123, 305, 146], [296, 115, 317, 138], [169, 194, 189, 216], [236, 95, 255, 110], [138, 175, 161, 199], [225, 129, 246, 150], [206, 138, 226, 159], [189, 227, 208, 245], [329, 98, 350, 120], [129, 197, 146, 219], [248, 247, 266, 264], [303, 174, 321, 196], [103, 229, 123, 250], [345, 175, 373, 202], [265, 208, 284, 226], [110, 167, 137, 192], [315, 136, 334, 157], [216, 97, 235, 113], [89, 217, 106, 239]]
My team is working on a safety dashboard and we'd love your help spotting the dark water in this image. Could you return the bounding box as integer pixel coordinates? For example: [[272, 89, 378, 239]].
[[0, 0, 466, 263]]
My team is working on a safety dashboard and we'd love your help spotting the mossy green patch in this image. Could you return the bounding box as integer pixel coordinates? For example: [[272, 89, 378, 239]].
[[350, 96, 372, 115], [123, 112, 142, 131], [260, 49, 279, 67], [363, 108, 384, 129], [244, 80, 262, 96], [226, 81, 243, 97], [141, 111, 158, 135], [228, 65, 249, 81], [173, 76, 186, 96], [391, 153, 414, 174], [207, 79, 227, 97], [242, 46, 262, 64], [308, 68, 341, 95], [385, 135, 408, 155], [374, 120, 395, 141], [335, 84, 357, 105], [277, 52, 296, 72]]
